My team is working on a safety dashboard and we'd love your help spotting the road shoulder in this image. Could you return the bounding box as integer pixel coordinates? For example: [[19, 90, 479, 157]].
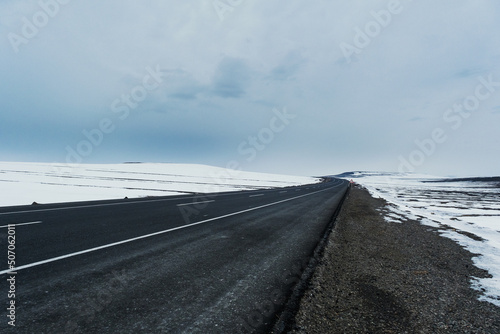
[[288, 185, 500, 333]]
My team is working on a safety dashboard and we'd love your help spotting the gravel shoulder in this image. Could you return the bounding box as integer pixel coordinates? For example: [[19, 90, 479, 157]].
[[288, 185, 500, 333]]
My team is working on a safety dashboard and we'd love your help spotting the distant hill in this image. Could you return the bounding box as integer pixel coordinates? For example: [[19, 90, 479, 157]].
[[422, 177, 500, 186], [333, 171, 401, 178]]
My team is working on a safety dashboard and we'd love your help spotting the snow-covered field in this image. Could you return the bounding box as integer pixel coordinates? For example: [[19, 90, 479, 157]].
[[3, 163, 497, 305], [0, 162, 321, 207], [345, 172, 500, 307]]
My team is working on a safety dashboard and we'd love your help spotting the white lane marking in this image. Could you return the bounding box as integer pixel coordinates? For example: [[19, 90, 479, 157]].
[[0, 187, 334, 275], [0, 221, 43, 229], [0, 197, 188, 216], [279, 191, 287, 194], [176, 200, 214, 207], [249, 194, 264, 197]]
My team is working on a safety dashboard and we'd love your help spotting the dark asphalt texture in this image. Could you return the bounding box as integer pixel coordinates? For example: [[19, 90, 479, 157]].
[[291, 185, 500, 334], [0, 178, 348, 333]]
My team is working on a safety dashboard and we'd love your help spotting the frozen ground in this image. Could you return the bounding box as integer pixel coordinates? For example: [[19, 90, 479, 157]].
[[0, 162, 321, 207], [343, 172, 500, 307]]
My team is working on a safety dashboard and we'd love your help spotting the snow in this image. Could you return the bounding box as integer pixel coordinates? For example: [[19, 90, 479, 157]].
[[0, 162, 321, 207], [348, 172, 500, 307]]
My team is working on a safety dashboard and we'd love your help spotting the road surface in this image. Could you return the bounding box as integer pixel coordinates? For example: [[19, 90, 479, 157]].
[[0, 178, 348, 333]]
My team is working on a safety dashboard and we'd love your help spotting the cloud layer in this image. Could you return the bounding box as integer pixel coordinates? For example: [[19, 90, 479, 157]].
[[1, 0, 499, 176]]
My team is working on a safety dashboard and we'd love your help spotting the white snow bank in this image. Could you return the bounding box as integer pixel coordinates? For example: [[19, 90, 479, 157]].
[[0, 162, 321, 207], [348, 172, 500, 307]]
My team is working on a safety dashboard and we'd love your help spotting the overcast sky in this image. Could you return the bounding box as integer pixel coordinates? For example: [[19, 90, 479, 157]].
[[1, 0, 499, 177]]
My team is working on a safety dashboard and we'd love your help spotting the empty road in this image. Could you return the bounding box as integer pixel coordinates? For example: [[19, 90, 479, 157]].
[[0, 178, 348, 333]]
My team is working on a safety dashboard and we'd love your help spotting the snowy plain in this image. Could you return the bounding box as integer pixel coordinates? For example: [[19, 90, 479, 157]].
[[3, 163, 498, 306], [0, 162, 321, 207], [347, 172, 500, 307]]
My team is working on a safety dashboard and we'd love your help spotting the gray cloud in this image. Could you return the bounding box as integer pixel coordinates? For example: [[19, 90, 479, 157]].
[[268, 51, 306, 81], [0, 0, 499, 177], [210, 57, 251, 98]]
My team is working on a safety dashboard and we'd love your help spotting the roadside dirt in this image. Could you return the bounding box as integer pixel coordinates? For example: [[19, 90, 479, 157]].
[[288, 185, 500, 333]]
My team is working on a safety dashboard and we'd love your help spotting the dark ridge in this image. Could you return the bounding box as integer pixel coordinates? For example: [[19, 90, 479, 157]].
[[423, 177, 500, 183]]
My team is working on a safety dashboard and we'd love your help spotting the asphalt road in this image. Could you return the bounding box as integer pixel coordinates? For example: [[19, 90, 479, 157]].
[[0, 178, 348, 333]]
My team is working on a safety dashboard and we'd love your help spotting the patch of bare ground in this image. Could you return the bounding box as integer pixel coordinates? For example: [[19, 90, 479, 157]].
[[288, 185, 500, 333]]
